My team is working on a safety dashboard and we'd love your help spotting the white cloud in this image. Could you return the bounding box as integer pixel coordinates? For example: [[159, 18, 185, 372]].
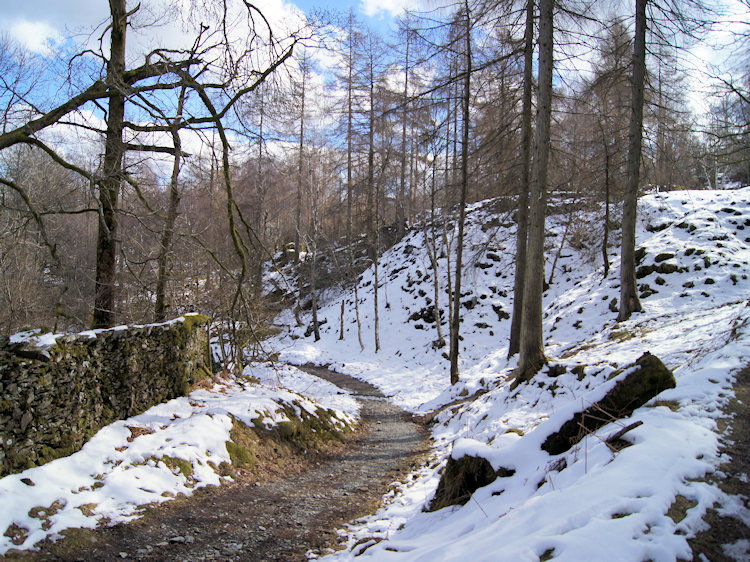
[[0, 0, 308, 63], [359, 0, 415, 19], [8, 20, 63, 56]]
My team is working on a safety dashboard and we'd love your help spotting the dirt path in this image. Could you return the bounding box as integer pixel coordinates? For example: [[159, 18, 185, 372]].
[[689, 364, 750, 561], [22, 365, 430, 561]]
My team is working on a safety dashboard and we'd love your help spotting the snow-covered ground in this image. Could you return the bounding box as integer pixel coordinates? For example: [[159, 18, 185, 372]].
[[2, 187, 749, 559], [274, 187, 750, 560], [0, 363, 358, 554]]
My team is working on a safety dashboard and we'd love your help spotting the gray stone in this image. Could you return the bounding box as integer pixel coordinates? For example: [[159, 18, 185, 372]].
[[0, 315, 211, 477]]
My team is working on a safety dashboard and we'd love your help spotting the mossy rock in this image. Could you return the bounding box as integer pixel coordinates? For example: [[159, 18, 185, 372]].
[[161, 456, 194, 478], [646, 223, 670, 233], [639, 284, 657, 298], [655, 252, 675, 263], [634, 247, 647, 265], [571, 365, 586, 380], [492, 304, 510, 321], [636, 265, 654, 279], [542, 352, 675, 455], [429, 455, 510, 511], [656, 263, 678, 274], [226, 418, 259, 470]]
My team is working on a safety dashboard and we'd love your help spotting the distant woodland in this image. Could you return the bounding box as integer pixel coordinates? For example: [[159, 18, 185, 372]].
[[0, 0, 747, 374]]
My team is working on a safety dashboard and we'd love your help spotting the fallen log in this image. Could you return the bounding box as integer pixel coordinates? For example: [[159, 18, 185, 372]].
[[542, 352, 675, 455]]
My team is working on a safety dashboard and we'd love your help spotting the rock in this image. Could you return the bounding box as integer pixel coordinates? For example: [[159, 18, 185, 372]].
[[428, 455, 515, 511], [20, 410, 33, 432], [1, 316, 211, 477], [656, 262, 678, 274], [541, 352, 675, 456], [636, 264, 654, 278]]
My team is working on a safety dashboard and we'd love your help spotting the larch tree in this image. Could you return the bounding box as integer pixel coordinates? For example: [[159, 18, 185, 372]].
[[517, 0, 554, 382], [617, 0, 647, 322], [508, 0, 535, 359], [449, 1, 473, 386]]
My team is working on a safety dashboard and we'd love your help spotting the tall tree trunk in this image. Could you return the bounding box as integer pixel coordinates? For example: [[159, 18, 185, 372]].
[[602, 139, 611, 278], [517, 0, 553, 382], [398, 30, 410, 235], [346, 11, 355, 242], [508, 0, 534, 358], [618, 0, 646, 322], [309, 190, 320, 342], [254, 87, 266, 297], [154, 86, 187, 322], [345, 12, 363, 351], [426, 162, 446, 347], [367, 43, 380, 353], [295, 54, 307, 263], [444, 59, 453, 211], [354, 280, 364, 351], [449, 4, 471, 386], [92, 0, 127, 329]]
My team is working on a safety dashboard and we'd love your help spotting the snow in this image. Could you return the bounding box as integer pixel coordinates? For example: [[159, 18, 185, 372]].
[[8, 313, 202, 346], [0, 364, 357, 554], [2, 186, 749, 559], [273, 187, 750, 560]]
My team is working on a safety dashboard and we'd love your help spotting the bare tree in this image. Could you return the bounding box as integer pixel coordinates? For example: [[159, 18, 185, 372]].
[[508, 0, 535, 359], [154, 86, 187, 322], [517, 0, 554, 382], [617, 0, 647, 322], [0, 0, 300, 329], [449, 1, 473, 386]]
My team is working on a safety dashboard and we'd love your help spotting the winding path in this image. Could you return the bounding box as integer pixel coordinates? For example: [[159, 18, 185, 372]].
[[31, 365, 429, 561]]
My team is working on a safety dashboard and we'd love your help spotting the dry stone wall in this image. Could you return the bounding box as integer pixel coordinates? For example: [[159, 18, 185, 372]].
[[0, 314, 212, 477]]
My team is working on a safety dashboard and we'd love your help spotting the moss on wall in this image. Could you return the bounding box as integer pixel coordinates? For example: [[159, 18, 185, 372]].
[[0, 314, 211, 477]]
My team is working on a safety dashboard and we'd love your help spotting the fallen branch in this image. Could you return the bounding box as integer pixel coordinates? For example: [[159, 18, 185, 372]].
[[605, 420, 643, 444]]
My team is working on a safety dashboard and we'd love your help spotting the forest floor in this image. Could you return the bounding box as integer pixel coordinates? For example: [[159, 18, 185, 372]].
[[9, 366, 429, 561], [689, 363, 750, 561], [5, 367, 749, 561]]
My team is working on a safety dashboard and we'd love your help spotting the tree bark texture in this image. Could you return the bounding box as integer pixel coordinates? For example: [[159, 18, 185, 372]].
[[346, 12, 355, 241], [92, 0, 127, 329], [295, 55, 306, 263], [508, 0, 535, 358], [518, 0, 553, 381], [154, 87, 186, 323], [367, 43, 380, 353], [449, 4, 471, 386], [618, 0, 646, 322], [397, 31, 410, 234]]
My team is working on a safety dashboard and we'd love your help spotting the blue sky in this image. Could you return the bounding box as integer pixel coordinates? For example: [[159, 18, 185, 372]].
[[0, 0, 406, 57]]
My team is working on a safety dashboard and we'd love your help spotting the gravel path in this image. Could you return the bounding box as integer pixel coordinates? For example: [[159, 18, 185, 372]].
[[26, 365, 430, 561]]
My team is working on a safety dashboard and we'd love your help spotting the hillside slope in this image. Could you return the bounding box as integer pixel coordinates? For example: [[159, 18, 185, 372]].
[[273, 187, 750, 561]]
